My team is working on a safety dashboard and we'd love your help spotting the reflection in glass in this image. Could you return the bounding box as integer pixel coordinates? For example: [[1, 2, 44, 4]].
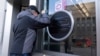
[[66, 1, 96, 56], [43, 0, 96, 56]]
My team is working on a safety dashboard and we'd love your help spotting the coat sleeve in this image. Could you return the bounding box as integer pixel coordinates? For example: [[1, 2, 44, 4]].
[[28, 14, 51, 29], [34, 14, 50, 24]]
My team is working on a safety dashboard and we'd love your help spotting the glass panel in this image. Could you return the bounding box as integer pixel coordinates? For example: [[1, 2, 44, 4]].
[[43, 0, 96, 56]]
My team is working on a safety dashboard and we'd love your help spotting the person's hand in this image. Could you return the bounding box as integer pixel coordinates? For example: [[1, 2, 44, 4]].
[[41, 10, 46, 14]]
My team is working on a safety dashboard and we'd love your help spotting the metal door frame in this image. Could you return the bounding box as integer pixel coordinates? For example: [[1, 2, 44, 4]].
[[96, 0, 100, 56]]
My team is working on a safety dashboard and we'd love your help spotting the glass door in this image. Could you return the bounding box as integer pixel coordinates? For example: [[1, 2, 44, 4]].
[[43, 0, 96, 56]]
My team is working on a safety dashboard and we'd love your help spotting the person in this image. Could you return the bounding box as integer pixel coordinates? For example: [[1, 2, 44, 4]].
[[10, 5, 50, 56]]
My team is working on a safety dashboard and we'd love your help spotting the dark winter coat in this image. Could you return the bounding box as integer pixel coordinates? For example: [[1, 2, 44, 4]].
[[11, 9, 50, 54]]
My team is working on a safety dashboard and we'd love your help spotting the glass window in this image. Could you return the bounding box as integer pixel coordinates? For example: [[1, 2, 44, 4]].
[[43, 0, 96, 56]]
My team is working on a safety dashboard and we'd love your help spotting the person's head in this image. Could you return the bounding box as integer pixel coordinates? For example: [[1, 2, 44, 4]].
[[28, 5, 40, 16]]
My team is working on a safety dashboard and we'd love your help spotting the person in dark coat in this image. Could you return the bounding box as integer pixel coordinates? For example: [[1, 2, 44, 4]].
[[10, 5, 50, 56]]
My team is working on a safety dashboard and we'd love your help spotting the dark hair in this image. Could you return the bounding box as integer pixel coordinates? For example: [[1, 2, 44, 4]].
[[28, 5, 40, 14]]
